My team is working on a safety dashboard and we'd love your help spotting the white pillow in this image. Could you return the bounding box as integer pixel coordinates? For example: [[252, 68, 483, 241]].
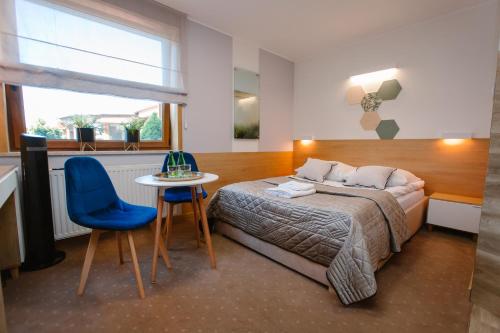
[[326, 162, 356, 182], [386, 169, 421, 187], [295, 158, 334, 182], [345, 166, 396, 190]]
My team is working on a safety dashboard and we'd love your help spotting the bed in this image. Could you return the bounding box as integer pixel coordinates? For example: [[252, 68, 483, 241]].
[[207, 174, 428, 305]]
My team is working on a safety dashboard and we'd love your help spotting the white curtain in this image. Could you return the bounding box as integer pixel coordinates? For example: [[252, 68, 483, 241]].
[[0, 0, 187, 103]]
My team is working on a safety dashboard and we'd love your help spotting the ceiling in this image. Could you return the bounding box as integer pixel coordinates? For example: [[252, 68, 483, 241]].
[[155, 0, 489, 61]]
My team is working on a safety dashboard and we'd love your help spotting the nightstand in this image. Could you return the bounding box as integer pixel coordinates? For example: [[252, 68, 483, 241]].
[[427, 193, 482, 235]]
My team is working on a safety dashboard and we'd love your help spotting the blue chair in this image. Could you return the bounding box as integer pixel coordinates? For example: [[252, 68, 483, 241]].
[[65, 157, 171, 299], [161, 152, 206, 248]]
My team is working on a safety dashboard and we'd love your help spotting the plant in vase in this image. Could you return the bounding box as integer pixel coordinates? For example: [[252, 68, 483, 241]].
[[122, 117, 146, 150], [71, 115, 98, 150]]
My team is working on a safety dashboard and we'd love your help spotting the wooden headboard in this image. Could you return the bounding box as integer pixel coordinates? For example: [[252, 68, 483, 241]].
[[293, 139, 490, 198]]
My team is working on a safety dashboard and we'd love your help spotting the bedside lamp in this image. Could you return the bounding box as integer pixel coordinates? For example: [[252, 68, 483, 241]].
[[350, 68, 398, 86], [442, 132, 472, 145], [300, 135, 314, 145]]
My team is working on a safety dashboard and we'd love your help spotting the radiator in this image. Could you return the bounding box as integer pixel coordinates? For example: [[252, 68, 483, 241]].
[[49, 164, 162, 240]]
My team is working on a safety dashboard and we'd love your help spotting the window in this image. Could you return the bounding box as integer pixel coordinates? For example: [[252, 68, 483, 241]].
[[23, 86, 164, 141], [1, 0, 186, 150], [5, 85, 172, 150], [0, 0, 186, 102]]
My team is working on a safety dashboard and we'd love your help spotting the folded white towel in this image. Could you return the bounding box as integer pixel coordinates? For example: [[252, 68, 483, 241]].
[[278, 181, 315, 192], [265, 187, 316, 199]]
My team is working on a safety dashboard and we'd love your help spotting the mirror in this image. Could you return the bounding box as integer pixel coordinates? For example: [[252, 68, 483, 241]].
[[234, 68, 259, 139]]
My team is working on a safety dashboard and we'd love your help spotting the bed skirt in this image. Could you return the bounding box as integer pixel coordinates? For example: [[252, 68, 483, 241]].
[[216, 196, 428, 288]]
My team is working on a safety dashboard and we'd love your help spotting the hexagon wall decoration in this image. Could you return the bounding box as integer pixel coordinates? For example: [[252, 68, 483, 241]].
[[377, 79, 402, 100], [360, 93, 382, 112], [346, 85, 366, 105], [376, 120, 400, 139], [347, 78, 403, 140], [360, 112, 381, 131]]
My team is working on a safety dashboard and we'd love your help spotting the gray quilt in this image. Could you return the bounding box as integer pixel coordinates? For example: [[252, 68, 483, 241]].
[[206, 177, 408, 305]]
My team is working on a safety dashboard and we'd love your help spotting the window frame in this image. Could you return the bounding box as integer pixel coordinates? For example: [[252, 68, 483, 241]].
[[5, 84, 172, 151]]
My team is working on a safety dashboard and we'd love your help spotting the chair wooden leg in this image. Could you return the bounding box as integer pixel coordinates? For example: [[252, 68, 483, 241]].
[[191, 187, 201, 248], [78, 230, 101, 296], [116, 231, 124, 265], [161, 206, 174, 241], [164, 203, 174, 249], [127, 231, 145, 299], [161, 204, 168, 237], [197, 192, 216, 269], [149, 223, 172, 270], [9, 268, 19, 279], [197, 196, 206, 243], [152, 192, 164, 283]]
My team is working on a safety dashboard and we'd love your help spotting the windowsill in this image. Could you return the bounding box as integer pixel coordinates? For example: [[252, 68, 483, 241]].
[[0, 150, 169, 158]]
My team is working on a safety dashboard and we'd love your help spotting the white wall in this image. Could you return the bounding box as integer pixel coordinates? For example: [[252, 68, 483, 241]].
[[259, 49, 294, 151], [183, 21, 294, 153], [183, 20, 233, 153], [231, 41, 294, 152], [233, 38, 259, 73], [293, 1, 499, 140]]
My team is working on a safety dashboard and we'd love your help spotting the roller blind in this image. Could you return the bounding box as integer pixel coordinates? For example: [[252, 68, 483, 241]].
[[0, 0, 187, 103]]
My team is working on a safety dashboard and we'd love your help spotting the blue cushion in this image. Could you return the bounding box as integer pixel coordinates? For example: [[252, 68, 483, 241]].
[[64, 157, 157, 230], [161, 152, 207, 203], [77, 201, 157, 231], [164, 187, 207, 203]]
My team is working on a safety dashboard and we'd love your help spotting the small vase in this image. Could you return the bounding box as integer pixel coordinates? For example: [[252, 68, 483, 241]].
[[76, 128, 95, 143], [126, 130, 140, 143]]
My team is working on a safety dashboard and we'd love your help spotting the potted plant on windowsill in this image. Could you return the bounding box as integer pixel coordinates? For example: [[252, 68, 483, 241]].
[[122, 117, 146, 151], [123, 117, 146, 143], [71, 115, 98, 150]]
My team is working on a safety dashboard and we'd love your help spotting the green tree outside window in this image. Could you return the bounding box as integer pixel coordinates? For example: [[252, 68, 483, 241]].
[[29, 119, 63, 139], [141, 113, 162, 140]]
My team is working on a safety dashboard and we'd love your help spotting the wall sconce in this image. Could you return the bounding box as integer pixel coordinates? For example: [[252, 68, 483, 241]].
[[442, 132, 472, 145], [350, 68, 398, 86], [300, 135, 314, 145], [238, 96, 257, 104]]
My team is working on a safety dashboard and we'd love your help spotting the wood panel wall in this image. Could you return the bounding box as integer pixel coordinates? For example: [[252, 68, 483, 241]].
[[176, 151, 292, 213], [470, 55, 500, 328], [293, 139, 490, 198], [194, 151, 293, 198]]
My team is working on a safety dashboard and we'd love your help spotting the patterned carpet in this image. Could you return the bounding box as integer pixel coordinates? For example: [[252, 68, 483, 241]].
[[2, 219, 474, 333]]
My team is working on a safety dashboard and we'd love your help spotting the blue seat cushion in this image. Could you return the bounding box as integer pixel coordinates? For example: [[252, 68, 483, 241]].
[[164, 186, 207, 203], [77, 201, 157, 231]]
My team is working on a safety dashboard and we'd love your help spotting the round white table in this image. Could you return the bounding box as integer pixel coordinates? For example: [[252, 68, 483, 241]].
[[135, 173, 219, 283]]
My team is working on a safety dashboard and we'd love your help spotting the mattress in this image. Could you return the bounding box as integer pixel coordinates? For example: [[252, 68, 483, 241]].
[[397, 189, 425, 211], [216, 193, 429, 288], [216, 194, 428, 289]]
